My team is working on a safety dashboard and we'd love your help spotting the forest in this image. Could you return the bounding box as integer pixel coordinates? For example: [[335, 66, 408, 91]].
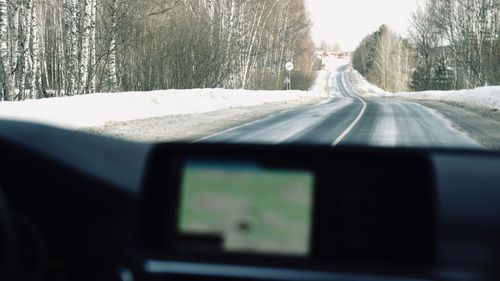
[[0, 0, 317, 101], [352, 0, 499, 92]]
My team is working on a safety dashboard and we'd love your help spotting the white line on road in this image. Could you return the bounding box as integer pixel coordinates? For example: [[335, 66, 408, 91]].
[[332, 71, 367, 146], [332, 96, 366, 145], [192, 108, 294, 143]]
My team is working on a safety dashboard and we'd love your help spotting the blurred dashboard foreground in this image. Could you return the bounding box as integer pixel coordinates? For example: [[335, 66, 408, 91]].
[[0, 120, 499, 281]]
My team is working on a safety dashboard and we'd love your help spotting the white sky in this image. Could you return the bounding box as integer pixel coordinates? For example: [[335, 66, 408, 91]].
[[305, 0, 422, 51]]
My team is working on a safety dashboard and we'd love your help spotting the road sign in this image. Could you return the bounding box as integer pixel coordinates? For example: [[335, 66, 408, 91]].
[[285, 62, 294, 71], [283, 77, 290, 84]]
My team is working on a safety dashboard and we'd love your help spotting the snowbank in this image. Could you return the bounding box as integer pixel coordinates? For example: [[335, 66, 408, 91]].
[[349, 67, 500, 110], [309, 69, 331, 96], [348, 69, 391, 97], [395, 86, 500, 110], [0, 87, 328, 129]]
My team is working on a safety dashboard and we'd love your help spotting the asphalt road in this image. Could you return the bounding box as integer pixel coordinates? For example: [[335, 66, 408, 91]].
[[199, 66, 480, 149]]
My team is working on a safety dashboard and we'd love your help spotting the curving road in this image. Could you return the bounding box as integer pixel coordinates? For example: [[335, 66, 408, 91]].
[[199, 65, 480, 149]]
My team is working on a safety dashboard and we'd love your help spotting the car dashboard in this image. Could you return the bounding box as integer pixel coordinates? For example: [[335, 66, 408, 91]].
[[0, 120, 499, 281]]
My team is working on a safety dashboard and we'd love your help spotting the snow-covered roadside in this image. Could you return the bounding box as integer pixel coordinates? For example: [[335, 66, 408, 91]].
[[0, 85, 328, 129], [309, 68, 331, 97], [348, 69, 392, 97], [88, 99, 318, 143], [348, 68, 500, 110], [85, 68, 333, 142], [394, 87, 500, 111]]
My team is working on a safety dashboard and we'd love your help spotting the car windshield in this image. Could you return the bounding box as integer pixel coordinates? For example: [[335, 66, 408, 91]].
[[0, 0, 498, 150]]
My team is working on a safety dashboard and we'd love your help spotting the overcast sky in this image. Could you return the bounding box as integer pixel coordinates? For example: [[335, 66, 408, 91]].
[[304, 0, 422, 51]]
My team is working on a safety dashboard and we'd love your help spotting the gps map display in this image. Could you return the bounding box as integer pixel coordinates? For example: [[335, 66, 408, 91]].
[[179, 161, 314, 256]]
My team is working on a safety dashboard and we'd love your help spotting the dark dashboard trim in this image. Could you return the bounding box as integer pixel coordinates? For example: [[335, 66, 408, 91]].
[[144, 259, 431, 281]]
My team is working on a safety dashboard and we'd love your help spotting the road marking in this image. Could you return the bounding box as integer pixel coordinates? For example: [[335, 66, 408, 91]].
[[332, 72, 367, 146], [332, 96, 366, 145], [194, 95, 334, 143], [192, 108, 294, 143], [196, 67, 362, 144]]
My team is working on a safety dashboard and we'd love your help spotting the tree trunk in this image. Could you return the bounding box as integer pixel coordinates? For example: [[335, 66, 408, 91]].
[[78, 0, 91, 94], [29, 0, 40, 99], [88, 0, 96, 93], [8, 5, 18, 98], [0, 0, 11, 101], [107, 0, 118, 91], [63, 0, 77, 96], [19, 1, 33, 100]]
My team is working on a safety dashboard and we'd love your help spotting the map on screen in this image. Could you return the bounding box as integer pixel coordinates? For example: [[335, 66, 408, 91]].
[[178, 161, 313, 256]]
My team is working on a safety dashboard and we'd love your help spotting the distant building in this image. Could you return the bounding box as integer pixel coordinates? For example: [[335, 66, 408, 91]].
[[314, 51, 350, 60]]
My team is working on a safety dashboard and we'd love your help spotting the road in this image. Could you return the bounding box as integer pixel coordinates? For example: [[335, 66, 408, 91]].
[[199, 65, 480, 148]]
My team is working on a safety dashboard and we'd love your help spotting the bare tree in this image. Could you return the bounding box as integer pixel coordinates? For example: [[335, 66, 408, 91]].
[[353, 25, 413, 92], [78, 0, 91, 94], [63, 0, 78, 96], [0, 0, 316, 101], [88, 0, 96, 93], [0, 0, 11, 100], [29, 0, 41, 98], [428, 0, 499, 88], [106, 0, 117, 91], [8, 1, 19, 98]]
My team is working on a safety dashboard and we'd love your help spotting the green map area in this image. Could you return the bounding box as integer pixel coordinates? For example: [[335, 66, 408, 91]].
[[179, 163, 313, 256]]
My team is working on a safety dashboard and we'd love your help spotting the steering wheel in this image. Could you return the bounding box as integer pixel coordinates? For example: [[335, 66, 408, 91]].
[[0, 185, 20, 281]]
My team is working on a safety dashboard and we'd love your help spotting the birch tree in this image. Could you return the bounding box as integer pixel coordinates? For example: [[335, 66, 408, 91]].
[[106, 0, 117, 91], [353, 25, 413, 92], [0, 0, 11, 100], [63, 0, 77, 96], [29, 0, 41, 98], [8, 2, 18, 98], [18, 0, 33, 99], [78, 0, 91, 94], [88, 0, 96, 93], [1, 0, 316, 101]]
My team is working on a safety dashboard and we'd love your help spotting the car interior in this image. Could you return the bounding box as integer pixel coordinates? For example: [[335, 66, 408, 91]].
[[1, 120, 500, 281]]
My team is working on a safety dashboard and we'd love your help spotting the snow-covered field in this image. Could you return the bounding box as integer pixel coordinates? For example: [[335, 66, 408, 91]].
[[0, 86, 328, 129], [349, 68, 500, 110]]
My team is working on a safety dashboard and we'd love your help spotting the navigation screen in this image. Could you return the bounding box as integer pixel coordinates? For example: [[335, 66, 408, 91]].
[[178, 160, 314, 256]]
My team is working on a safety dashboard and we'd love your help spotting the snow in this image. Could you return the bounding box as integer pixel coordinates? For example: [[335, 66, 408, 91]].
[[349, 67, 500, 110], [0, 86, 328, 129], [309, 69, 331, 96], [394, 86, 500, 110], [349, 69, 391, 97], [322, 57, 355, 98]]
